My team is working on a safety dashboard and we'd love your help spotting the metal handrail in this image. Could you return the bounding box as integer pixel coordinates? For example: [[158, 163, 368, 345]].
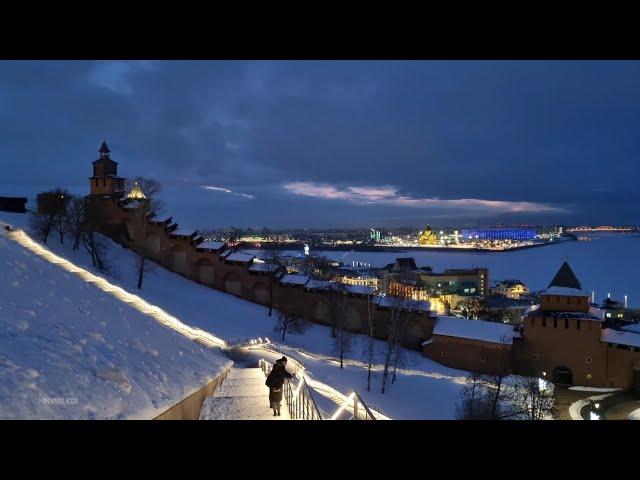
[[352, 391, 377, 421], [258, 357, 381, 420], [260, 358, 324, 420]]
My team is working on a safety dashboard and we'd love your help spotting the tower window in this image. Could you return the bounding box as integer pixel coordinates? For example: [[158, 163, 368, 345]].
[[533, 353, 540, 360], [553, 318, 557, 328], [577, 320, 581, 330], [565, 319, 569, 329], [542, 318, 546, 327], [586, 357, 592, 364]]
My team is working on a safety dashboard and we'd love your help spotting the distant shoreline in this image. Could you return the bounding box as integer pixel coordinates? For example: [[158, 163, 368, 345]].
[[240, 237, 577, 255]]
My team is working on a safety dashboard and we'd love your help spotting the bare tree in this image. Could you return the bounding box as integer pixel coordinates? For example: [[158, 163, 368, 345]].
[[454, 340, 517, 419], [325, 281, 348, 338], [67, 196, 85, 251], [511, 376, 554, 420], [50, 189, 71, 244], [262, 232, 283, 317], [381, 297, 403, 394], [456, 372, 494, 420], [273, 297, 310, 342], [29, 211, 54, 244], [81, 197, 109, 272], [456, 297, 486, 320], [365, 292, 377, 391], [332, 301, 353, 370], [227, 226, 244, 251], [124, 177, 164, 290], [30, 188, 69, 244]]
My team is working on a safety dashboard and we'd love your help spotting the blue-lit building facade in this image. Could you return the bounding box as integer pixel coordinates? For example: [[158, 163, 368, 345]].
[[461, 227, 537, 241]]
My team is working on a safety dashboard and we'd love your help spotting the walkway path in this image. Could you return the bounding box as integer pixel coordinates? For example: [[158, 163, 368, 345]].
[[199, 367, 291, 420]]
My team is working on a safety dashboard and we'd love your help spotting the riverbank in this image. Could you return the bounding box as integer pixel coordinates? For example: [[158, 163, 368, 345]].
[[240, 237, 575, 254]]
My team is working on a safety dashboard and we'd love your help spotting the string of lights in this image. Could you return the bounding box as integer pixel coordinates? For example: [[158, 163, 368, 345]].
[[7, 229, 227, 349]]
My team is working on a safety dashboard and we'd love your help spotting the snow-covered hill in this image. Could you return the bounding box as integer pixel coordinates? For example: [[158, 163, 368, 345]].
[[1, 212, 472, 419], [0, 214, 230, 419]]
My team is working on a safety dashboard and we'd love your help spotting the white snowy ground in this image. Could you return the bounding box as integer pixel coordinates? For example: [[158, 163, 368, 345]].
[[1, 212, 480, 419], [0, 213, 231, 419]]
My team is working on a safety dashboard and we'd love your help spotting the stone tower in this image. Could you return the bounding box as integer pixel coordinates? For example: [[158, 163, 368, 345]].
[[89, 141, 125, 196]]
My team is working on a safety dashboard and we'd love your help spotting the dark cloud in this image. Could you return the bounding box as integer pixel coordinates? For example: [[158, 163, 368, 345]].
[[1, 60, 639, 228]]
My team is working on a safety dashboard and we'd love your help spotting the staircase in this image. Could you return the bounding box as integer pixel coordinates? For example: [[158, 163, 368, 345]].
[[199, 367, 291, 420]]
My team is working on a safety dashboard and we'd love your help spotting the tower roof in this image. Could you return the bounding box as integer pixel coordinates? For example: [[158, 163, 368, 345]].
[[126, 181, 147, 200], [99, 141, 110, 154], [548, 261, 582, 290]]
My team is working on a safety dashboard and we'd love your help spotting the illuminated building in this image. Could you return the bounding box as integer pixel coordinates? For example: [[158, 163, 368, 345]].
[[419, 268, 489, 297], [461, 227, 536, 241], [337, 272, 379, 289], [418, 226, 438, 245], [126, 181, 147, 200], [492, 279, 530, 299]]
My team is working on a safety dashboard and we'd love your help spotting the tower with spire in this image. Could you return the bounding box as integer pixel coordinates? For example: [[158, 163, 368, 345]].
[[89, 141, 125, 196], [540, 261, 590, 313]]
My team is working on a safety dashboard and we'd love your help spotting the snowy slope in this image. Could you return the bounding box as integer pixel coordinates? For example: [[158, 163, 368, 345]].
[[1, 212, 473, 419], [0, 219, 230, 419]]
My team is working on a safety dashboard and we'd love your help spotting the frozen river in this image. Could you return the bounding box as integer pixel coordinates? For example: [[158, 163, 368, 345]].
[[246, 233, 640, 308]]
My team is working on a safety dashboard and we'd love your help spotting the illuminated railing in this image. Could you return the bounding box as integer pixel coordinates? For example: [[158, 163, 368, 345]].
[[259, 358, 323, 420], [253, 342, 386, 420]]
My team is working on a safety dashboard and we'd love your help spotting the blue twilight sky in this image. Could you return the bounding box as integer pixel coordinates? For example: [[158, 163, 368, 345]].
[[0, 60, 638, 229]]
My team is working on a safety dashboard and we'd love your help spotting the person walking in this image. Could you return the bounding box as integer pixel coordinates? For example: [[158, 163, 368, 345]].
[[265, 356, 295, 416]]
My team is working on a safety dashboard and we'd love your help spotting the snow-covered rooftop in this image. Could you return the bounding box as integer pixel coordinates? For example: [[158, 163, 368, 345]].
[[622, 323, 640, 334], [196, 241, 226, 251], [225, 252, 255, 263], [170, 228, 197, 237], [248, 263, 280, 273], [279, 274, 310, 286], [345, 285, 376, 296], [542, 286, 589, 297], [0, 231, 231, 419], [601, 328, 640, 348], [433, 316, 518, 345], [373, 295, 431, 312], [305, 279, 331, 290], [123, 200, 144, 209]]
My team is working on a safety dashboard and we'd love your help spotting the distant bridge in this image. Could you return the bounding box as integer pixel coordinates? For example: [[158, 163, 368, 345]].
[[566, 226, 635, 233]]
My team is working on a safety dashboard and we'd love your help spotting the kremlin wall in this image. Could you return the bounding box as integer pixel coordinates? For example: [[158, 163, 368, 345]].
[[85, 143, 640, 391]]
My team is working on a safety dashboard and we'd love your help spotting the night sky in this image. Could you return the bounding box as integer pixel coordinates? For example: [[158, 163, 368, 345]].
[[1, 60, 638, 229]]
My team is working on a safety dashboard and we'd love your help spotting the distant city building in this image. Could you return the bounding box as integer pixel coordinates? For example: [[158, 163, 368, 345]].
[[419, 268, 489, 297], [491, 279, 530, 299], [0, 196, 27, 213], [461, 227, 537, 241], [418, 226, 438, 245], [336, 270, 379, 289]]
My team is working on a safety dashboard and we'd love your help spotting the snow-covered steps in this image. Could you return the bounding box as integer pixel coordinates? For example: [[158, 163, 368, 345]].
[[226, 368, 266, 380], [199, 367, 291, 420]]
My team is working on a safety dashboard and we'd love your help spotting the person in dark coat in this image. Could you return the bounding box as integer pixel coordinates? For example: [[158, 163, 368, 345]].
[[265, 356, 294, 416]]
